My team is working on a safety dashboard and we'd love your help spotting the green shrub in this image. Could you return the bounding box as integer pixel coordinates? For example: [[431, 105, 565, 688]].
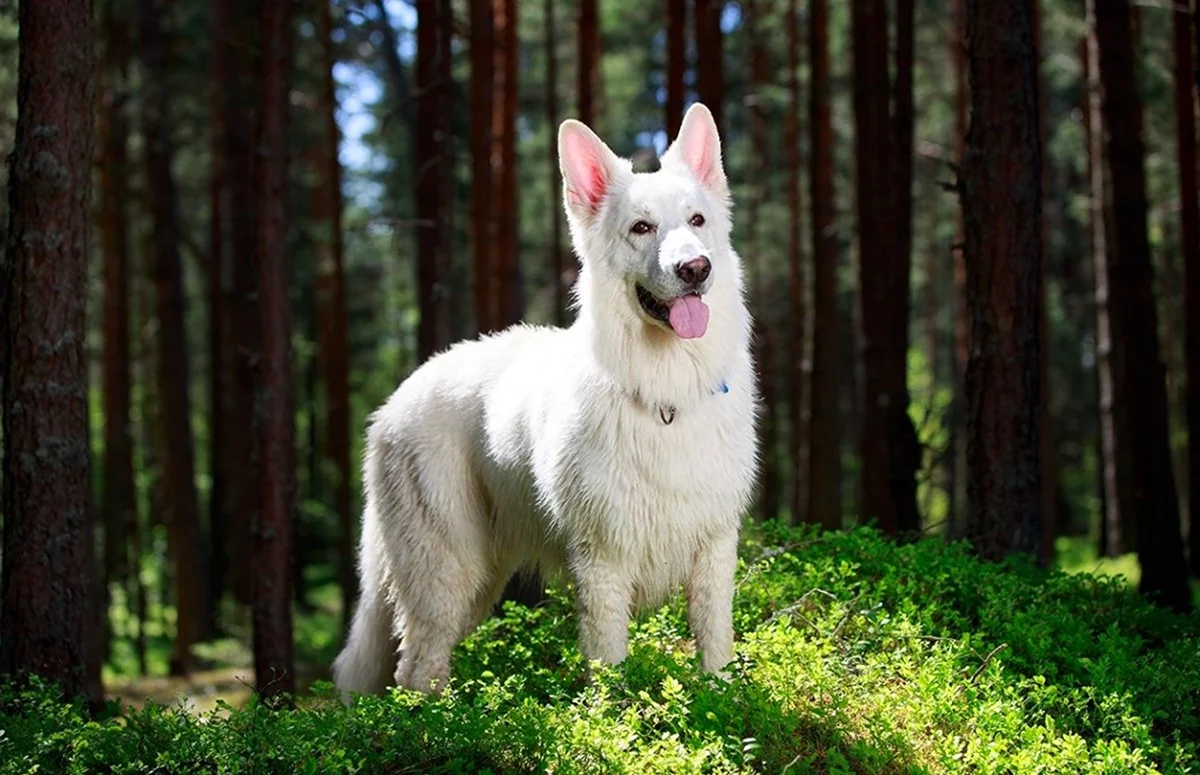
[[2, 524, 1197, 774]]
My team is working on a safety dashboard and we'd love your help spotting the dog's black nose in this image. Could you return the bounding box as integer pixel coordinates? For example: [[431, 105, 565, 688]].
[[675, 257, 711, 287]]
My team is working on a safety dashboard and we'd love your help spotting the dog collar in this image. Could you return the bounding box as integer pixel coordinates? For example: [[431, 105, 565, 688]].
[[658, 379, 729, 425]]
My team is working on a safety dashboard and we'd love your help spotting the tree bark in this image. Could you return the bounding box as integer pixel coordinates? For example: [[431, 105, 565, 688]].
[[546, 0, 567, 326], [100, 0, 135, 608], [0, 0, 96, 704], [784, 0, 807, 525], [207, 0, 235, 632], [1177, 0, 1200, 578], [745, 0, 780, 523], [578, 0, 597, 127], [807, 0, 840, 532], [961, 0, 1043, 561], [1093, 0, 1193, 611], [415, 0, 453, 361], [221, 2, 262, 608], [470, 0, 495, 334], [316, 0, 355, 627], [253, 0, 297, 700], [666, 0, 685, 140], [853, 0, 920, 537], [493, 0, 522, 328], [140, 0, 207, 674], [693, 0, 723, 136], [947, 0, 968, 540], [1031, 0, 1057, 567]]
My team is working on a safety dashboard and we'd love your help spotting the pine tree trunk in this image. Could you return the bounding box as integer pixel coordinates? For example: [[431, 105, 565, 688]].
[[415, 0, 453, 362], [100, 0, 135, 615], [1032, 0, 1057, 567], [471, 0, 495, 334], [1092, 0, 1193, 611], [961, 0, 1043, 561], [808, 0, 841, 532], [140, 0, 207, 674], [785, 0, 807, 525], [694, 0, 723, 135], [666, 0, 685, 140], [253, 0, 297, 700], [208, 0, 235, 632], [223, 2, 261, 607], [853, 0, 920, 537], [1176, 0, 1200, 578], [546, 0, 567, 326], [1, 0, 96, 704], [578, 0, 597, 126], [947, 0, 968, 540], [745, 0, 781, 522], [316, 0, 355, 627], [493, 0, 522, 328]]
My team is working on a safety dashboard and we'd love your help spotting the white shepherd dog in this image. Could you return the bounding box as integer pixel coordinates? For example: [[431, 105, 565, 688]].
[[332, 103, 759, 696]]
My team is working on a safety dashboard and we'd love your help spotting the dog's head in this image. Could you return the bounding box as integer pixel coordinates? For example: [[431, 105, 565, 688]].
[[558, 103, 737, 341]]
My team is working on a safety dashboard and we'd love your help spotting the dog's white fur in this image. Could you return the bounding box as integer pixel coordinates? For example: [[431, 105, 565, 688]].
[[331, 104, 759, 696]]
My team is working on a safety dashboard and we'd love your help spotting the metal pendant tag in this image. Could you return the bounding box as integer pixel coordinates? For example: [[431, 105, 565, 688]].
[[659, 406, 676, 425]]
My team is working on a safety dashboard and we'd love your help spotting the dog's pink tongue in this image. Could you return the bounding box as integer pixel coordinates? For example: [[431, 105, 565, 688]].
[[667, 294, 709, 339]]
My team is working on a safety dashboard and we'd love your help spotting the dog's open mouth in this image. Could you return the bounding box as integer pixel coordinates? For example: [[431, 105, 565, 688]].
[[635, 284, 710, 339]]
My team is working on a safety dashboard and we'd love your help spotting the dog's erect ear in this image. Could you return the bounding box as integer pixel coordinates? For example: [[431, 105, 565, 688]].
[[663, 103, 727, 196], [559, 119, 620, 217]]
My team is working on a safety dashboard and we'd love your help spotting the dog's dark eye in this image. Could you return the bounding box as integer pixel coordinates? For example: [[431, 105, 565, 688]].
[[689, 213, 706, 228], [630, 220, 654, 235]]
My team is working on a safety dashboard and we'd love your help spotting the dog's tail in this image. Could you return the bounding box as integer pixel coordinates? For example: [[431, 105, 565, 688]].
[[331, 512, 399, 703]]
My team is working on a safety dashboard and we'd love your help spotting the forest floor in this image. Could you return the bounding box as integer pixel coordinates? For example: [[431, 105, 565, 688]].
[[100, 533, 1156, 716], [8, 524, 1199, 774]]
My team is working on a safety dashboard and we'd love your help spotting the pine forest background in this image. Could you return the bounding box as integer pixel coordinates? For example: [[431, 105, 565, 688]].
[[1, 0, 1199, 708]]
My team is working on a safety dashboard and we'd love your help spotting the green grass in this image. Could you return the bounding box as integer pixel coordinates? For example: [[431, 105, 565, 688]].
[[3, 524, 1198, 774]]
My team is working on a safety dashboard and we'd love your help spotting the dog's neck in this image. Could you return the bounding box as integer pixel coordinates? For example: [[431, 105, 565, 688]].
[[572, 267, 750, 415]]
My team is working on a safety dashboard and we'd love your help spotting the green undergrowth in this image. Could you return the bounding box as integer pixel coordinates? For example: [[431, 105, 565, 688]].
[[3, 524, 1198, 774]]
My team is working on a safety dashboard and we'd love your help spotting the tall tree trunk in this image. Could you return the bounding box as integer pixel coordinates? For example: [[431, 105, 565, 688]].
[[894, 0, 914, 292], [746, 0, 781, 522], [1093, 0, 1193, 611], [546, 0, 567, 325], [1030, 0, 1057, 567], [140, 0, 207, 675], [253, 0, 297, 700], [493, 0, 522, 328], [415, 0, 453, 361], [1083, 17, 1125, 559], [0, 0, 96, 704], [578, 0, 597, 127], [808, 0, 840, 531], [853, 0, 920, 537], [694, 0, 723, 135], [1177, 0, 1200, 578], [316, 0, 355, 628], [666, 0, 685, 140], [207, 0, 235, 632], [961, 0, 1043, 561], [947, 0, 968, 540], [228, 5, 262, 607], [784, 0, 806, 525], [100, 0, 135, 613], [470, 0, 495, 334]]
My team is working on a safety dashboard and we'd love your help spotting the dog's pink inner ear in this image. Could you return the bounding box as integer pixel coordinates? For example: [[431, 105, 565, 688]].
[[676, 118, 724, 190], [563, 131, 609, 213]]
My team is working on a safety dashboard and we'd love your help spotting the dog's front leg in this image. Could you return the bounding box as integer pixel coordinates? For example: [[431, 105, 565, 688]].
[[686, 529, 738, 674], [573, 556, 633, 664]]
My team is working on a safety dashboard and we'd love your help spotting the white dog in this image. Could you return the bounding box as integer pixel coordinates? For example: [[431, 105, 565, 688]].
[[332, 103, 759, 696]]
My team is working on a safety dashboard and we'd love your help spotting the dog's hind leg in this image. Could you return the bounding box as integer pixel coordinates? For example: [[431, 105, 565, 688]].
[[331, 507, 401, 702], [378, 440, 496, 693]]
